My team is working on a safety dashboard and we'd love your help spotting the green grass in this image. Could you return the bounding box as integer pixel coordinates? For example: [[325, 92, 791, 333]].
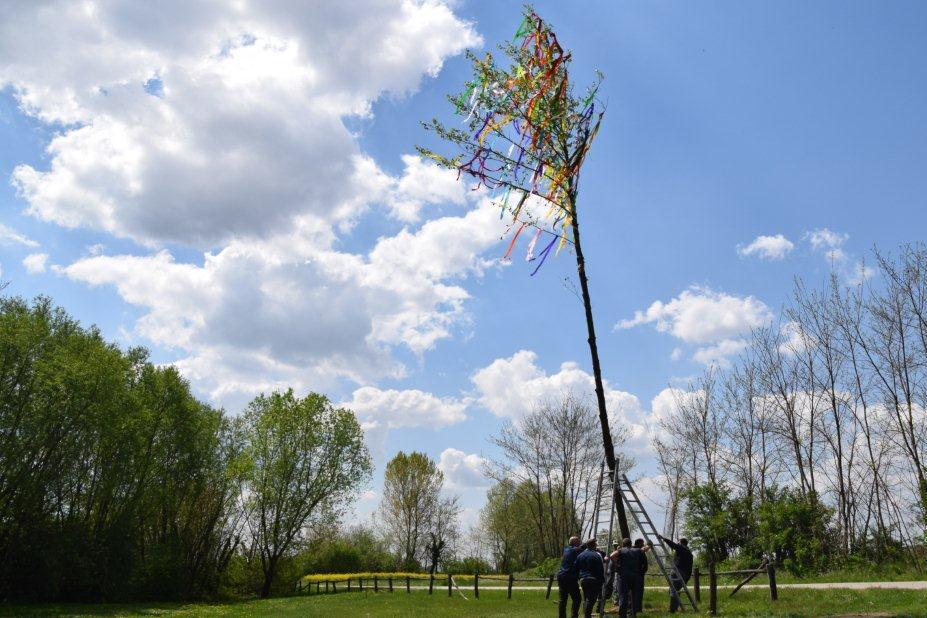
[[1, 588, 926, 617]]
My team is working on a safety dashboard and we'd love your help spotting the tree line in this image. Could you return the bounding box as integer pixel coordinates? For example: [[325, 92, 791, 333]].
[[655, 246, 927, 573], [0, 296, 370, 601]]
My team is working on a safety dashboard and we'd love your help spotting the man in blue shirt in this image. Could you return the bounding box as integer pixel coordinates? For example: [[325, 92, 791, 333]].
[[557, 536, 585, 618], [574, 538, 606, 618]]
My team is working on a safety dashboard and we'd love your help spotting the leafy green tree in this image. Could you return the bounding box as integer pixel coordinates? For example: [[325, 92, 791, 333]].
[[379, 451, 443, 571], [756, 487, 834, 575], [683, 483, 758, 565], [481, 480, 538, 571], [0, 295, 245, 601], [245, 390, 370, 598], [302, 525, 395, 574]]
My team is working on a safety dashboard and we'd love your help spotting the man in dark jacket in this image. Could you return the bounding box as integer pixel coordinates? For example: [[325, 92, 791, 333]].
[[557, 536, 585, 618], [609, 538, 651, 618], [658, 535, 693, 613], [633, 538, 649, 613], [575, 538, 605, 618]]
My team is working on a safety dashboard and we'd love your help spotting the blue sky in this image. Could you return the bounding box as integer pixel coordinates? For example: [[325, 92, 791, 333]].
[[2, 0, 926, 528]]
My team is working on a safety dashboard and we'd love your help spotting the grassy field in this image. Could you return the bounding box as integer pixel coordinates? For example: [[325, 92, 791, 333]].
[[1, 588, 926, 617]]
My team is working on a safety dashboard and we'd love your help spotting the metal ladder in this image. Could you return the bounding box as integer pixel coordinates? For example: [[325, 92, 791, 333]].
[[586, 460, 618, 548], [585, 462, 618, 616], [616, 472, 698, 613]]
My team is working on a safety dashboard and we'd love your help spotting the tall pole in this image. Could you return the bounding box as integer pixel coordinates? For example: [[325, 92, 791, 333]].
[[569, 191, 631, 539]]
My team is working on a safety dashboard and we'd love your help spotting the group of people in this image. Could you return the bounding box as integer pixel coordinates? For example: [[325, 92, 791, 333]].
[[556, 534, 693, 617]]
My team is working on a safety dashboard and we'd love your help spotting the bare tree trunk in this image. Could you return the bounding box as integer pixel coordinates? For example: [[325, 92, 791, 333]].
[[569, 196, 630, 539]]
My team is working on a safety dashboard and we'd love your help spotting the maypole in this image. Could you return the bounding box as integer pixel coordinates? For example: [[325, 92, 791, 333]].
[[419, 7, 630, 538]]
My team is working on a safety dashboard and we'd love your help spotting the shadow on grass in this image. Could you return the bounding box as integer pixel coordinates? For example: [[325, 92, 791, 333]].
[[0, 596, 266, 618]]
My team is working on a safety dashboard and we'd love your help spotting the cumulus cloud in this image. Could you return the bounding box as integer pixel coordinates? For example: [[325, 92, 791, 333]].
[[342, 386, 468, 432], [691, 338, 749, 367], [616, 286, 772, 343], [470, 349, 646, 441], [806, 228, 849, 262], [3, 1, 481, 247], [807, 228, 848, 252], [737, 234, 794, 260], [63, 197, 506, 403], [0, 223, 38, 248], [805, 228, 875, 284], [22, 253, 49, 274], [616, 286, 772, 365], [1, 1, 499, 403], [438, 448, 489, 490], [385, 154, 468, 222]]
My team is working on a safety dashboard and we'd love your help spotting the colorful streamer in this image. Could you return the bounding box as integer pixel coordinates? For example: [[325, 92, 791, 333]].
[[421, 9, 604, 276]]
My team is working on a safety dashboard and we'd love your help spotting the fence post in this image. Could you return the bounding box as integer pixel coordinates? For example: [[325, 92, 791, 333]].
[[374, 576, 379, 593], [694, 567, 701, 603], [360, 577, 365, 592], [333, 581, 337, 594], [709, 562, 717, 615], [325, 581, 329, 593], [767, 563, 778, 601], [447, 573, 453, 597], [428, 573, 435, 595], [507, 573, 514, 599], [546, 573, 555, 599], [406, 576, 411, 593], [388, 576, 393, 593], [474, 573, 479, 599]]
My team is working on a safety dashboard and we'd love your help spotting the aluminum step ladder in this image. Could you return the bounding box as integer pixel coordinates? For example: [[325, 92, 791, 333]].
[[585, 462, 618, 616], [585, 460, 617, 548], [616, 472, 698, 613]]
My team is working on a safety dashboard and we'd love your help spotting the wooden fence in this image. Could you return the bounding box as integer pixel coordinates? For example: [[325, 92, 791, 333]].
[[299, 562, 778, 614], [688, 562, 777, 615], [297, 572, 558, 600]]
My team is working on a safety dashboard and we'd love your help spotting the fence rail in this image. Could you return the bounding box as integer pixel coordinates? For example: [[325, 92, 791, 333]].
[[298, 562, 779, 613], [298, 572, 563, 600]]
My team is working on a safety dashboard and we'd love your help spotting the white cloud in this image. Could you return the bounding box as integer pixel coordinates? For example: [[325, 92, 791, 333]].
[[807, 228, 848, 252], [0, 223, 38, 248], [385, 154, 467, 222], [805, 228, 876, 284], [62, 197, 506, 404], [3, 1, 481, 247], [850, 262, 876, 285], [737, 234, 794, 260], [438, 448, 489, 490], [22, 252, 49, 274], [2, 1, 498, 404], [616, 286, 771, 365], [342, 386, 468, 431], [691, 338, 748, 367], [470, 350, 646, 441], [617, 285, 772, 348]]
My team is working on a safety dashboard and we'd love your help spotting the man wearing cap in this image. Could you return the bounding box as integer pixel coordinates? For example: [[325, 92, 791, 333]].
[[556, 536, 585, 618], [574, 538, 605, 618]]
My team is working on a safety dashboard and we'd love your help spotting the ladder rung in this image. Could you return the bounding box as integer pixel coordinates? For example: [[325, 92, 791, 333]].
[[590, 463, 698, 614]]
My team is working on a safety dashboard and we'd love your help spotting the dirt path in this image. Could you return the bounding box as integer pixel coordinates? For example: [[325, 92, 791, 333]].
[[426, 581, 927, 592]]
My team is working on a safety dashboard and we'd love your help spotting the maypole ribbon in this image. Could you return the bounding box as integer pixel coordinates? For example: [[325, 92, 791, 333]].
[[422, 9, 604, 276]]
